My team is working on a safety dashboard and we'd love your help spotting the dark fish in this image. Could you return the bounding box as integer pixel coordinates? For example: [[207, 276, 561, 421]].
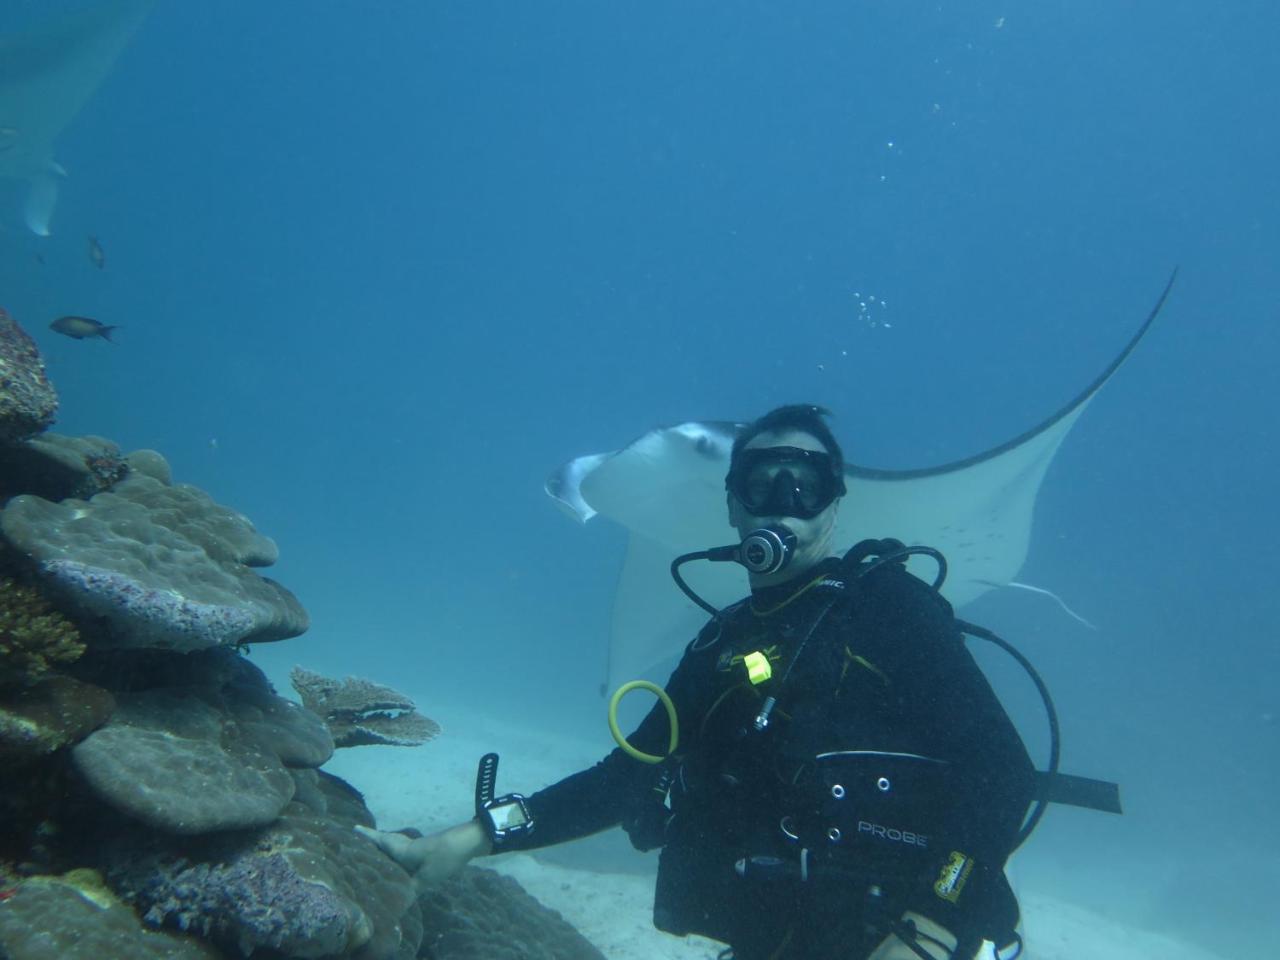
[[88, 235, 105, 269], [50, 316, 117, 342]]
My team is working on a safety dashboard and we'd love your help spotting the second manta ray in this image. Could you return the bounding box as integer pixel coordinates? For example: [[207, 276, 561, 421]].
[[546, 274, 1176, 691], [0, 0, 154, 235]]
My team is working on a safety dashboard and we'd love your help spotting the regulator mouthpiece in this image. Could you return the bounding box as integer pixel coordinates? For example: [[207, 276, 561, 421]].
[[738, 525, 797, 575]]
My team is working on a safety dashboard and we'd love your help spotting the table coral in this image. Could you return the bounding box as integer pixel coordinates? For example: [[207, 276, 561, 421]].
[[290, 666, 441, 748]]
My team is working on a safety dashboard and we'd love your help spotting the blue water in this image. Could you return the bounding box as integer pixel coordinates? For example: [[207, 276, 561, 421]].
[[3, 2, 1276, 955]]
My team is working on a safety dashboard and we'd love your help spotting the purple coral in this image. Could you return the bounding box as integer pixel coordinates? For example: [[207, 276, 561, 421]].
[[43, 559, 255, 650], [129, 849, 360, 958]]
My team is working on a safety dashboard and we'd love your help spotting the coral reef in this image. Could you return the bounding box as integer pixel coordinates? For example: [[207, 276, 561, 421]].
[[0, 410, 607, 958], [417, 866, 606, 960], [72, 688, 301, 834], [291, 666, 442, 748], [1, 469, 307, 652], [0, 673, 114, 762], [104, 774, 422, 960], [0, 870, 226, 959], [0, 575, 85, 685], [0, 308, 57, 444], [0, 433, 133, 503], [71, 650, 332, 834]]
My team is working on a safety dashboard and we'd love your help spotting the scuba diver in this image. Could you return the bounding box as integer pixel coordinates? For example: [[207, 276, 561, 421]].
[[361, 404, 1049, 959]]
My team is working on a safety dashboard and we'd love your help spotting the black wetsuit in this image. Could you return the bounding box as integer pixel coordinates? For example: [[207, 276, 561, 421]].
[[503, 553, 1036, 959]]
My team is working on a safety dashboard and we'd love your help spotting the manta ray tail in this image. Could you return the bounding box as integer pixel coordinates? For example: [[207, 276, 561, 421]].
[[977, 578, 1098, 631]]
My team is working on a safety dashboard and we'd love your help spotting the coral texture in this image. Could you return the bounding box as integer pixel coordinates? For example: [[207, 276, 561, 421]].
[[0, 308, 57, 443], [0, 472, 307, 652], [72, 689, 299, 834], [0, 575, 84, 684], [0, 433, 132, 503], [106, 777, 421, 959], [0, 673, 114, 761], [71, 651, 333, 834], [291, 666, 442, 748], [0, 871, 226, 959], [417, 866, 607, 960]]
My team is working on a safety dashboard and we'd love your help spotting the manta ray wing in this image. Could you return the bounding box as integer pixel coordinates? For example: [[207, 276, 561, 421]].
[[0, 0, 154, 234], [547, 274, 1175, 689]]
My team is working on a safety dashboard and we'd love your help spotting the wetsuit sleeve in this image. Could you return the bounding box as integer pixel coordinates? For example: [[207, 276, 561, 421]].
[[492, 640, 708, 852], [870, 571, 1037, 865]]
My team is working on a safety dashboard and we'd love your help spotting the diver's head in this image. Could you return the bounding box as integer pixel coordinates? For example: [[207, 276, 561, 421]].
[[725, 404, 846, 587]]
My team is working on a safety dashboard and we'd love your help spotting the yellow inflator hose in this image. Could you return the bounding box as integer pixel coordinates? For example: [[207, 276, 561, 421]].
[[608, 680, 678, 764]]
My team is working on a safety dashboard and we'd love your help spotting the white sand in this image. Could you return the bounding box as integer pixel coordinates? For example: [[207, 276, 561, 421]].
[[321, 702, 1231, 960]]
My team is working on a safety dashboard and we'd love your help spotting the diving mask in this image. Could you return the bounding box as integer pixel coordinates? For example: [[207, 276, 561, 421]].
[[726, 446, 846, 519]]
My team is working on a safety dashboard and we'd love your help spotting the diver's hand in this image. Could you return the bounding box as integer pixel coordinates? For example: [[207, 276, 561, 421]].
[[355, 820, 492, 891]]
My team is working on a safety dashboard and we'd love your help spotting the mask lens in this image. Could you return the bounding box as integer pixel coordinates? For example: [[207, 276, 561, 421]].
[[730, 448, 841, 519]]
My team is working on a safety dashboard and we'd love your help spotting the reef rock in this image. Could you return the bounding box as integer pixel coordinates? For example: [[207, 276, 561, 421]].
[[0, 308, 57, 444], [0, 870, 226, 960], [105, 775, 421, 960], [0, 433, 133, 503], [0, 469, 307, 652], [71, 651, 333, 834], [291, 666, 442, 748], [418, 866, 607, 960], [0, 673, 114, 761]]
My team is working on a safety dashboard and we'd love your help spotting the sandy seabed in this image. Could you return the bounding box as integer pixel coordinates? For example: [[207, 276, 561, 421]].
[[320, 701, 1230, 960]]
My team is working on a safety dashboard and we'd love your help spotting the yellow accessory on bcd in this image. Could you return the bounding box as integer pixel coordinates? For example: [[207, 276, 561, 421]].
[[608, 680, 679, 765], [742, 650, 772, 684]]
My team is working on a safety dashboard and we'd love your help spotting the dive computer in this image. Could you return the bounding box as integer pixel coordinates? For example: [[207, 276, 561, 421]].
[[474, 752, 533, 847]]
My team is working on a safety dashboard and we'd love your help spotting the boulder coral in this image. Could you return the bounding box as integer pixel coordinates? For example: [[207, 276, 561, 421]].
[[71, 650, 333, 834], [417, 866, 606, 960]]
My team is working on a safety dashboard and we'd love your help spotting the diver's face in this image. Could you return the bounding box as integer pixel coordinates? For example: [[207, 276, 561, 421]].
[[727, 428, 841, 585]]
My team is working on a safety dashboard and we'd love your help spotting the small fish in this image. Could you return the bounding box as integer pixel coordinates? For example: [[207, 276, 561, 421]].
[[50, 316, 118, 343], [88, 235, 105, 269]]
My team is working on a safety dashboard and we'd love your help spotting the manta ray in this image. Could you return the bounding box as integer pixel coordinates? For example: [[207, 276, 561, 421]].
[[0, 0, 153, 235], [547, 275, 1176, 691]]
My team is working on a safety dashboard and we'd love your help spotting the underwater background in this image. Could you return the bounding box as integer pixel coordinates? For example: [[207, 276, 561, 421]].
[[2, 1, 1276, 956]]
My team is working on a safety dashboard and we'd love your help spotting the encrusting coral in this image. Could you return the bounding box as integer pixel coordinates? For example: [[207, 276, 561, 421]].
[[0, 575, 85, 685], [0, 869, 225, 959], [290, 667, 441, 748]]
